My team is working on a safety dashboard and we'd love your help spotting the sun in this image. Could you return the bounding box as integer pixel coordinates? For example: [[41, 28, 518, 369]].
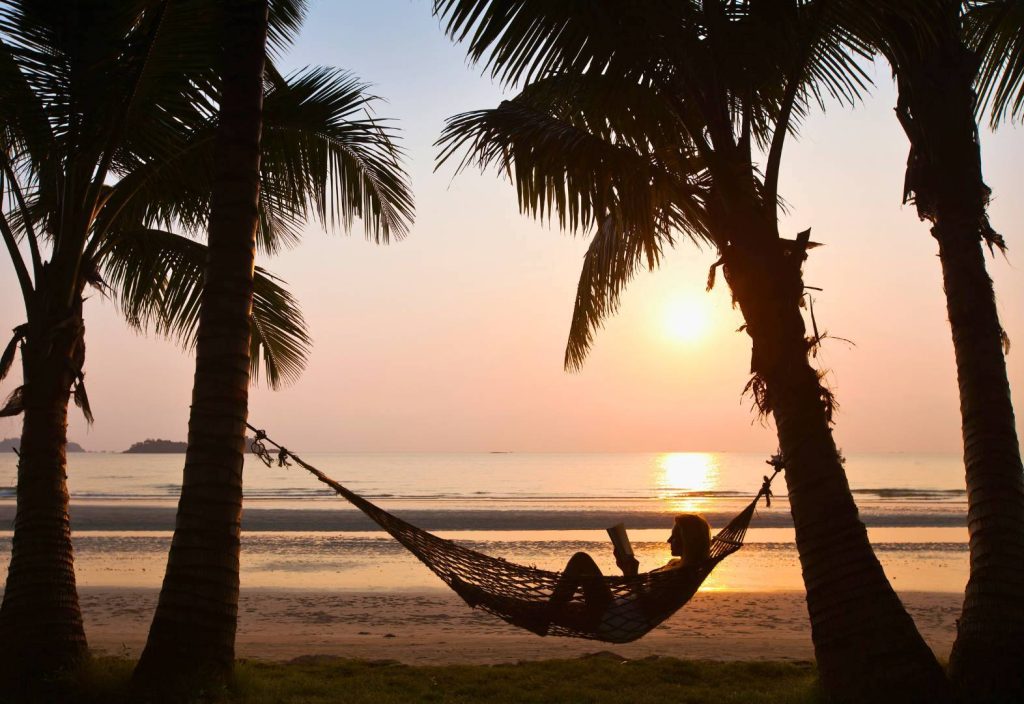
[[664, 297, 710, 342]]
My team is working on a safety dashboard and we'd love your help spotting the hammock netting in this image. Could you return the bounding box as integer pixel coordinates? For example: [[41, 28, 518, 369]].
[[249, 428, 774, 644]]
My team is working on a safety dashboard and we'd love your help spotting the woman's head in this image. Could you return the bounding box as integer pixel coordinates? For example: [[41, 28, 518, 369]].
[[669, 514, 711, 565]]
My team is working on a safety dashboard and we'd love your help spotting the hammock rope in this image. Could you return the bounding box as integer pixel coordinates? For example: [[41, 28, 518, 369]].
[[246, 424, 782, 644]]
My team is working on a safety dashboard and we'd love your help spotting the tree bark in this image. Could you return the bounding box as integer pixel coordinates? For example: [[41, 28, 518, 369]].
[[939, 219, 1024, 702], [723, 233, 951, 703], [134, 0, 267, 693], [891, 18, 1024, 701], [0, 298, 88, 681]]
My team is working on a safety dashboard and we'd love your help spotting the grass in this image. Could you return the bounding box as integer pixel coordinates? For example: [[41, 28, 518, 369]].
[[13, 654, 822, 704]]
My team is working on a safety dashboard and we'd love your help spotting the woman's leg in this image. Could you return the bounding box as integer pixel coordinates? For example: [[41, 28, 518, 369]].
[[550, 552, 612, 614]]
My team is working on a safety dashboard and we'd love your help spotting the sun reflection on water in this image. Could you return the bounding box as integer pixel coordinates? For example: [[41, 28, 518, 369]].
[[656, 452, 719, 515]]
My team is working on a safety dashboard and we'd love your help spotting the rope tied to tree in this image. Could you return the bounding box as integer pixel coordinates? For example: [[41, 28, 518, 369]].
[[250, 426, 293, 468], [250, 429, 272, 467], [759, 452, 785, 508]]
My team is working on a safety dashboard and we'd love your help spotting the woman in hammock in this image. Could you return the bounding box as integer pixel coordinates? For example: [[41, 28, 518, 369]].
[[546, 514, 711, 629]]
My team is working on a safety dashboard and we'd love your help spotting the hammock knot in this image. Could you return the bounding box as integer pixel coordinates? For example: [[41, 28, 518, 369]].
[[277, 447, 292, 468], [250, 429, 274, 467]]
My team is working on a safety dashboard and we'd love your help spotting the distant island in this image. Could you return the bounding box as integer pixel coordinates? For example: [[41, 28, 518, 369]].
[[124, 439, 187, 453], [124, 437, 257, 453], [1, 437, 85, 452]]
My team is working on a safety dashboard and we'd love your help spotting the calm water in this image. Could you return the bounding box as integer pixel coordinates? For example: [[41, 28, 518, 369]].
[[0, 452, 970, 593], [0, 450, 968, 504]]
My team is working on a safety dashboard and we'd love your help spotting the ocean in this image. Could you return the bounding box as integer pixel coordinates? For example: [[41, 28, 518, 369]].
[[0, 451, 970, 595]]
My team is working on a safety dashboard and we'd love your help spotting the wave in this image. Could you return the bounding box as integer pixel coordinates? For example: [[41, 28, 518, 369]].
[[851, 488, 966, 500], [54, 486, 968, 503], [0, 503, 972, 531]]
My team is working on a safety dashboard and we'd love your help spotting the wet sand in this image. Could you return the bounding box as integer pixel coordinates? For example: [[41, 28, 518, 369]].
[[81, 588, 960, 664]]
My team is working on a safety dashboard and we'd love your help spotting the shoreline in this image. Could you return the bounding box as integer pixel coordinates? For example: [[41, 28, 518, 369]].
[[76, 588, 959, 664], [0, 503, 973, 531]]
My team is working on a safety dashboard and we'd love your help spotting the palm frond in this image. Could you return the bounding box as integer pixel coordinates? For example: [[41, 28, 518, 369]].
[[438, 78, 710, 243], [111, 1, 313, 173], [434, 0, 680, 87], [73, 375, 93, 424], [250, 268, 311, 388], [268, 0, 308, 56], [95, 66, 414, 255], [0, 385, 23, 417], [967, 0, 1024, 124], [0, 34, 54, 190], [565, 215, 670, 371], [261, 66, 414, 243], [101, 228, 311, 389], [0, 324, 25, 384]]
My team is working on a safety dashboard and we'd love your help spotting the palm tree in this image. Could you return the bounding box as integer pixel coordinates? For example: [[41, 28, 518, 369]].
[[0, 0, 234, 677], [867, 3, 1024, 699], [0, 0, 410, 681], [434, 2, 949, 701], [133, 0, 413, 692], [133, 1, 270, 689]]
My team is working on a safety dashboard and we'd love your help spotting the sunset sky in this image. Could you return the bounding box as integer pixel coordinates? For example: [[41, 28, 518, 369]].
[[1, 0, 1022, 453]]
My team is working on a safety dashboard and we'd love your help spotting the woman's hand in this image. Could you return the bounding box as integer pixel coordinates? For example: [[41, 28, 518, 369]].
[[616, 554, 640, 577]]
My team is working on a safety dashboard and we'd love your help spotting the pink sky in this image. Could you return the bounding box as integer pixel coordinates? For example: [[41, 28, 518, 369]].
[[0, 1, 1021, 453]]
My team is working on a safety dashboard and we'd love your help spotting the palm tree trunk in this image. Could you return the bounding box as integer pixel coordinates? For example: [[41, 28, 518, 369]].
[[893, 25, 1024, 700], [134, 0, 268, 692], [940, 217, 1024, 701], [0, 298, 88, 681], [723, 235, 951, 703]]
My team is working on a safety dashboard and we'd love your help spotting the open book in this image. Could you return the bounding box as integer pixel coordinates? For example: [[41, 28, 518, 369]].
[[606, 522, 634, 558]]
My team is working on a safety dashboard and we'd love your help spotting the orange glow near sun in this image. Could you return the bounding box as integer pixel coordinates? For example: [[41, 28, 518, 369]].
[[664, 297, 710, 343]]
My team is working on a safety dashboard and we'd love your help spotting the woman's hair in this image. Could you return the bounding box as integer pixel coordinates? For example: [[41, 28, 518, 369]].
[[673, 514, 711, 565]]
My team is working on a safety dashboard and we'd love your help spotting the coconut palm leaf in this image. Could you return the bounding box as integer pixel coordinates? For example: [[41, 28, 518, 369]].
[[249, 267, 312, 388], [260, 66, 414, 243], [565, 215, 672, 370], [0, 385, 23, 417], [102, 228, 311, 389], [0, 35, 54, 198], [436, 0, 872, 210], [268, 0, 308, 54], [967, 0, 1024, 124], [440, 75, 710, 235], [0, 325, 23, 383], [434, 0, 685, 87], [92, 65, 413, 258]]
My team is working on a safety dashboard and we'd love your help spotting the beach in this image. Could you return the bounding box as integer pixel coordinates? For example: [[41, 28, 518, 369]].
[[80, 588, 960, 664]]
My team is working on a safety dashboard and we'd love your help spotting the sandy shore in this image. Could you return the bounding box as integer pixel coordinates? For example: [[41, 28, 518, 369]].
[[80, 588, 960, 664]]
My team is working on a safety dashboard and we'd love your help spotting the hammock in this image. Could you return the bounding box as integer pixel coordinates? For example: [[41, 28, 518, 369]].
[[248, 426, 779, 644]]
